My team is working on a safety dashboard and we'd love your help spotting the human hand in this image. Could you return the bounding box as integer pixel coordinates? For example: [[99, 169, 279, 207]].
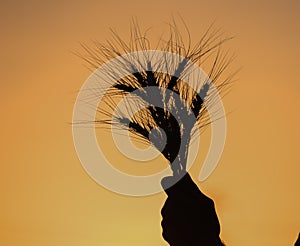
[[161, 173, 224, 246]]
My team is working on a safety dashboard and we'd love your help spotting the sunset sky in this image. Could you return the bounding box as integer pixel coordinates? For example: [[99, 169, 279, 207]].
[[1, 0, 299, 245]]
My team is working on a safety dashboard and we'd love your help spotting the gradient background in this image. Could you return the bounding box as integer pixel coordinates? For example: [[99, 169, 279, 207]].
[[1, 0, 299, 245]]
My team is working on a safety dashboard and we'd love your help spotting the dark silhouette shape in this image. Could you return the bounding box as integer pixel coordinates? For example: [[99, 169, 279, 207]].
[[161, 173, 225, 246], [77, 19, 233, 245], [295, 233, 300, 246], [78, 19, 233, 176]]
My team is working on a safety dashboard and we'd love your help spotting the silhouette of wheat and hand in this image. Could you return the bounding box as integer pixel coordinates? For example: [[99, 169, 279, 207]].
[[77, 19, 233, 245]]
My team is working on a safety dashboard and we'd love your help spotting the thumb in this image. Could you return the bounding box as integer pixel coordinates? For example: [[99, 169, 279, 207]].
[[161, 176, 175, 196], [161, 173, 193, 197]]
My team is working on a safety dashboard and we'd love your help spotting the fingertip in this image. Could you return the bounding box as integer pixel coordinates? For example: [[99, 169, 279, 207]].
[[161, 176, 174, 195], [161, 176, 173, 189]]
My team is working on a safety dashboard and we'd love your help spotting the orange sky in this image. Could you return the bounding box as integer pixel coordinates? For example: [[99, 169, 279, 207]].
[[1, 0, 299, 245]]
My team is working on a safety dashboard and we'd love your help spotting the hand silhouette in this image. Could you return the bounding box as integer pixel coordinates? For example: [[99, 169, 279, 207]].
[[161, 173, 225, 246], [295, 233, 300, 246]]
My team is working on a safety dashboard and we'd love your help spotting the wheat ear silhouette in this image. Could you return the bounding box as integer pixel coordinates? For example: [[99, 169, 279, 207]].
[[75, 19, 235, 177]]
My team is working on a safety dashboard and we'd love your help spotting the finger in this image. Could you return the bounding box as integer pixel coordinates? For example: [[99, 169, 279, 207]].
[[161, 173, 200, 198], [161, 176, 175, 196]]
